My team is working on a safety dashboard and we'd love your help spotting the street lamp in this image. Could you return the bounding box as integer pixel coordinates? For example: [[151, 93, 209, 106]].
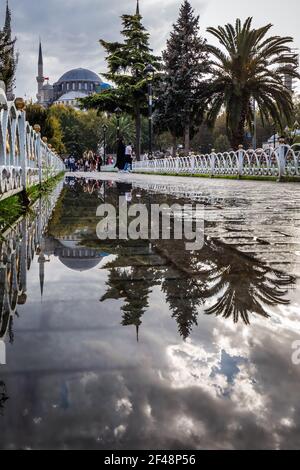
[[114, 107, 122, 140], [102, 124, 108, 163], [252, 98, 257, 150], [144, 64, 156, 158]]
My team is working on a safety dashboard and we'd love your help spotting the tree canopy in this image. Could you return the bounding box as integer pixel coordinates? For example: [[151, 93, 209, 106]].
[[205, 17, 300, 148], [26, 103, 106, 157], [155, 0, 209, 155], [82, 8, 160, 159], [0, 2, 18, 99]]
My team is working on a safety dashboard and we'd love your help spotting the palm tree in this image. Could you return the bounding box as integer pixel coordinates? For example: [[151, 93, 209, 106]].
[[205, 17, 299, 148], [106, 115, 135, 151]]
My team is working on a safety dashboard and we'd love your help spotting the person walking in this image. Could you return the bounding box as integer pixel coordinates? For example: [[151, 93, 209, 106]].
[[97, 155, 103, 172], [115, 138, 126, 172], [124, 142, 133, 172], [69, 156, 76, 172]]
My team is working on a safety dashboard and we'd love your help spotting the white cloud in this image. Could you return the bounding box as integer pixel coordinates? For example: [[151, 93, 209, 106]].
[[4, 0, 298, 100]]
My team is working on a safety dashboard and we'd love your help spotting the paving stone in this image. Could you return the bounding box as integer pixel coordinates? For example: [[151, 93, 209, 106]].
[[72, 172, 300, 276]]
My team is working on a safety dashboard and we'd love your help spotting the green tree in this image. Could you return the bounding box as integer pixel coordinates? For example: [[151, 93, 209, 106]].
[[25, 103, 49, 133], [49, 106, 104, 157], [294, 97, 300, 123], [205, 17, 299, 149], [0, 2, 18, 99], [82, 4, 160, 159], [191, 123, 214, 153], [155, 0, 209, 156], [155, 130, 174, 153], [25, 103, 66, 154], [105, 114, 135, 151], [214, 134, 230, 152]]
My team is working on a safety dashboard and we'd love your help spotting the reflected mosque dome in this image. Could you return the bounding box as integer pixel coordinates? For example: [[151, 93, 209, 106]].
[[57, 240, 108, 272], [44, 238, 109, 273]]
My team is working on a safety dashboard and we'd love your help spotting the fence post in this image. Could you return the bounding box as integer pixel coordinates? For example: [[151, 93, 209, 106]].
[[41, 137, 48, 183], [238, 144, 244, 178], [190, 155, 195, 174], [277, 139, 286, 181], [34, 125, 42, 185], [210, 149, 216, 177], [15, 98, 27, 191]]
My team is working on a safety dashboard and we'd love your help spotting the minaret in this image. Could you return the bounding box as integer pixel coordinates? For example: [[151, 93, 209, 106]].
[[136, 0, 140, 15], [36, 40, 44, 103], [39, 254, 45, 300]]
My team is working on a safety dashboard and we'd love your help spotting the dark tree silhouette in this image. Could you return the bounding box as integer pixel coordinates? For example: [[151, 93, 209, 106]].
[[0, 381, 9, 415], [101, 266, 157, 341], [162, 276, 204, 339]]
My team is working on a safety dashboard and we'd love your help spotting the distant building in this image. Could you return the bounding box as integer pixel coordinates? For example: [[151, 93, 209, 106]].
[[36, 41, 110, 108], [283, 50, 299, 93]]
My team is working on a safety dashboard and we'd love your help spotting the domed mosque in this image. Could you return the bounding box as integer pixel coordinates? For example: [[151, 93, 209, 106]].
[[36, 42, 110, 108]]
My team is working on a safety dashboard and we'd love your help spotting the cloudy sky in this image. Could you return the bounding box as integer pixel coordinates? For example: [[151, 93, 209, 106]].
[[1, 0, 300, 100]]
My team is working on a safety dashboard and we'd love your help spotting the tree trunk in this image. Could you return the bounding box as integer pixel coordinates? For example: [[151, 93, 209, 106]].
[[231, 123, 245, 150], [184, 123, 190, 156], [172, 134, 177, 158], [135, 105, 141, 161], [230, 106, 247, 150]]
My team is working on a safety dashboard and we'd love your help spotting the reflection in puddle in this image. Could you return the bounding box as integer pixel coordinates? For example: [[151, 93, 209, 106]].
[[0, 176, 299, 449]]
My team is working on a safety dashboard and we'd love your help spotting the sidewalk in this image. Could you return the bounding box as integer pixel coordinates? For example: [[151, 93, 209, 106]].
[[66, 171, 300, 276]]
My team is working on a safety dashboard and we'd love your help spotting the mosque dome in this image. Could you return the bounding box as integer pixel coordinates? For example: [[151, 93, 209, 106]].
[[58, 256, 102, 272], [54, 240, 109, 272], [53, 68, 103, 102], [57, 68, 102, 84]]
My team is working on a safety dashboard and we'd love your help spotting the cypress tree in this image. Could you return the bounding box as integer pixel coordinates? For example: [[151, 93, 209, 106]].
[[0, 2, 18, 100], [156, 0, 209, 155]]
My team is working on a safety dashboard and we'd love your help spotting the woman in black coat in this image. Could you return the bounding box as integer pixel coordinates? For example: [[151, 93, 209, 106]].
[[115, 138, 126, 171]]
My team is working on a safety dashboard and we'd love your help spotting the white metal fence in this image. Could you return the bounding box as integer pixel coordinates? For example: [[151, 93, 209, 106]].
[[132, 145, 300, 179], [0, 84, 65, 201]]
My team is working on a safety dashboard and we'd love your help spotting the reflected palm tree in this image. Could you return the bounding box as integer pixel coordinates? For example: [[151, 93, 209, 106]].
[[197, 245, 294, 325], [153, 238, 295, 330], [99, 236, 295, 340]]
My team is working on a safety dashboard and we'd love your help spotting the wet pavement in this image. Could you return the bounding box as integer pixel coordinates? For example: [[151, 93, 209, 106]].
[[0, 175, 300, 450], [71, 172, 300, 277]]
